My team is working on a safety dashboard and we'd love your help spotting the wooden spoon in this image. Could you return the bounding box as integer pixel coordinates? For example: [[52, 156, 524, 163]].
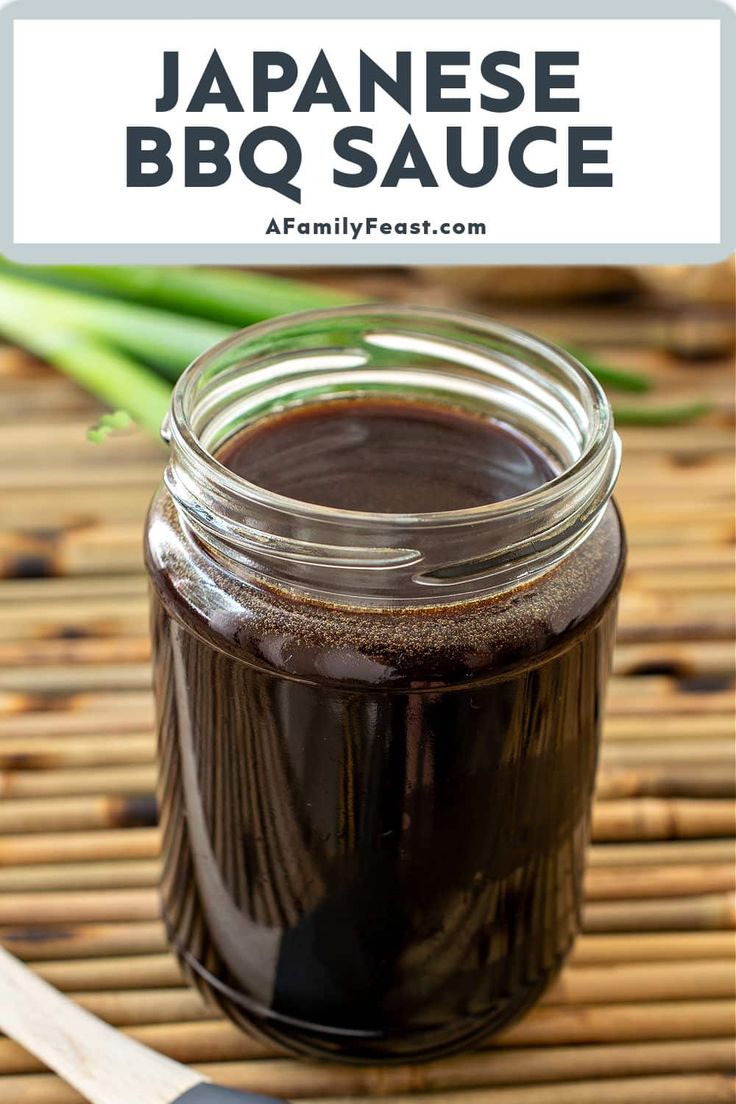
[[0, 943, 282, 1104]]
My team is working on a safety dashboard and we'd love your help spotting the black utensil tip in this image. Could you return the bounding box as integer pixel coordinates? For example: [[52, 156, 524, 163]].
[[172, 1084, 284, 1104]]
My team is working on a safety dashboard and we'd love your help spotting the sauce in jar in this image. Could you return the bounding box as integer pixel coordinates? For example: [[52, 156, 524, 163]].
[[146, 308, 624, 1062]]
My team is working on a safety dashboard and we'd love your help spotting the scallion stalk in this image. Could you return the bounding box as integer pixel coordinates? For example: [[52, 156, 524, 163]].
[[567, 346, 651, 394], [1, 261, 661, 396], [0, 269, 230, 377], [612, 402, 712, 426], [0, 260, 357, 327], [0, 265, 712, 434]]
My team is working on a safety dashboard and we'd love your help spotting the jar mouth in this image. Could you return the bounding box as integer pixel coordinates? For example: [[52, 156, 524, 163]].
[[168, 304, 613, 528], [163, 305, 621, 603]]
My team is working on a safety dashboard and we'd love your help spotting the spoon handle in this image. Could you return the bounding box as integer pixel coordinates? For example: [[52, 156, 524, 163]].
[[0, 944, 280, 1104]]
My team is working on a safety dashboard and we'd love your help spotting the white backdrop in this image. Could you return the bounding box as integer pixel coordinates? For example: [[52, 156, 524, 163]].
[[2, 4, 730, 260]]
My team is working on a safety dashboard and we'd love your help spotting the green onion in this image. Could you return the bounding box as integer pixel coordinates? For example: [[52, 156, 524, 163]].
[[0, 274, 170, 435], [0, 261, 661, 394], [0, 260, 357, 327], [2, 261, 662, 398], [0, 269, 231, 377], [613, 401, 712, 426], [567, 346, 651, 394], [0, 264, 712, 435]]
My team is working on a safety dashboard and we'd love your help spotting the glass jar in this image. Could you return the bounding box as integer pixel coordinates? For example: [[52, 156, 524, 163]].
[[145, 306, 625, 1063]]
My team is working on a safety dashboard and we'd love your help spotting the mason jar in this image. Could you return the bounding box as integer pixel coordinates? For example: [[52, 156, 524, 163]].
[[145, 306, 625, 1063]]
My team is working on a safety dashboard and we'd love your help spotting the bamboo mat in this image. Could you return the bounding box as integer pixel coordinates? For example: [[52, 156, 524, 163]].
[[0, 280, 734, 1104]]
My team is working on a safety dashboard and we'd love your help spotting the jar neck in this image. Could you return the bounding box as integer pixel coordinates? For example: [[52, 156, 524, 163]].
[[163, 306, 621, 607]]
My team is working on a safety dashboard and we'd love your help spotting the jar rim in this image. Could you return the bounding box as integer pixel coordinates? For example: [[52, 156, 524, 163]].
[[168, 303, 614, 530]]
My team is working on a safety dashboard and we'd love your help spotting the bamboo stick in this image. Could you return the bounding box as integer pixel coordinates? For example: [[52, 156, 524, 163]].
[[0, 920, 167, 961], [616, 618, 735, 644], [0, 794, 158, 835], [0, 489, 701, 526], [591, 800, 736, 840], [0, 664, 152, 693], [0, 764, 157, 799], [1, 1000, 729, 1075], [2, 1070, 734, 1104], [541, 959, 735, 1006], [15, 455, 726, 494], [32, 953, 182, 992], [0, 485, 152, 525], [619, 568, 736, 593], [0, 552, 672, 591], [0, 827, 160, 866], [5, 662, 736, 697], [0, 596, 148, 643], [0, 516, 725, 578], [616, 472, 734, 495], [0, 792, 732, 840], [0, 859, 160, 892], [600, 740, 735, 764], [0, 707, 154, 738], [0, 575, 146, 601], [300, 1076, 736, 1104], [134, 1003, 732, 1061], [208, 1041, 736, 1096], [2, 927, 732, 971], [25, 957, 736, 1005], [0, 1019, 275, 1075], [626, 545, 735, 569], [619, 576, 736, 601], [2, 944, 732, 1008], [624, 585, 733, 615], [3, 761, 732, 803], [595, 767, 735, 800], [0, 463, 162, 489], [0, 526, 143, 580], [0, 527, 730, 582], [95, 1041, 736, 1097], [2, 856, 733, 901], [0, 638, 150, 668], [0, 888, 159, 925], [617, 602, 736, 629], [0, 553, 706, 592], [10, 825, 715, 874], [0, 734, 154, 770], [613, 499, 733, 520], [6, 635, 733, 679], [570, 931, 736, 964], [2, 926, 730, 970], [495, 1000, 736, 1048], [621, 682, 720, 717], [585, 864, 736, 900], [605, 684, 735, 718], [603, 715, 736, 740], [0, 388, 97, 421], [0, 690, 154, 720], [583, 892, 736, 932], [3, 732, 727, 777], [0, 697, 729, 738], [612, 641, 736, 677], [1, 999, 734, 1077], [3, 453, 718, 492], [619, 459, 735, 486], [588, 840, 736, 867], [0, 419, 160, 455], [72, 987, 214, 1026], [1, 481, 701, 523]]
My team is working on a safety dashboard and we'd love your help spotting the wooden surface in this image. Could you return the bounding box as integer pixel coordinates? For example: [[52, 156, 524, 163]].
[[0, 275, 734, 1104]]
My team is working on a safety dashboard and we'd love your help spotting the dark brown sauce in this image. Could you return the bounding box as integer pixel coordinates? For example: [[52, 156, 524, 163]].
[[217, 400, 556, 512], [148, 398, 624, 1062]]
